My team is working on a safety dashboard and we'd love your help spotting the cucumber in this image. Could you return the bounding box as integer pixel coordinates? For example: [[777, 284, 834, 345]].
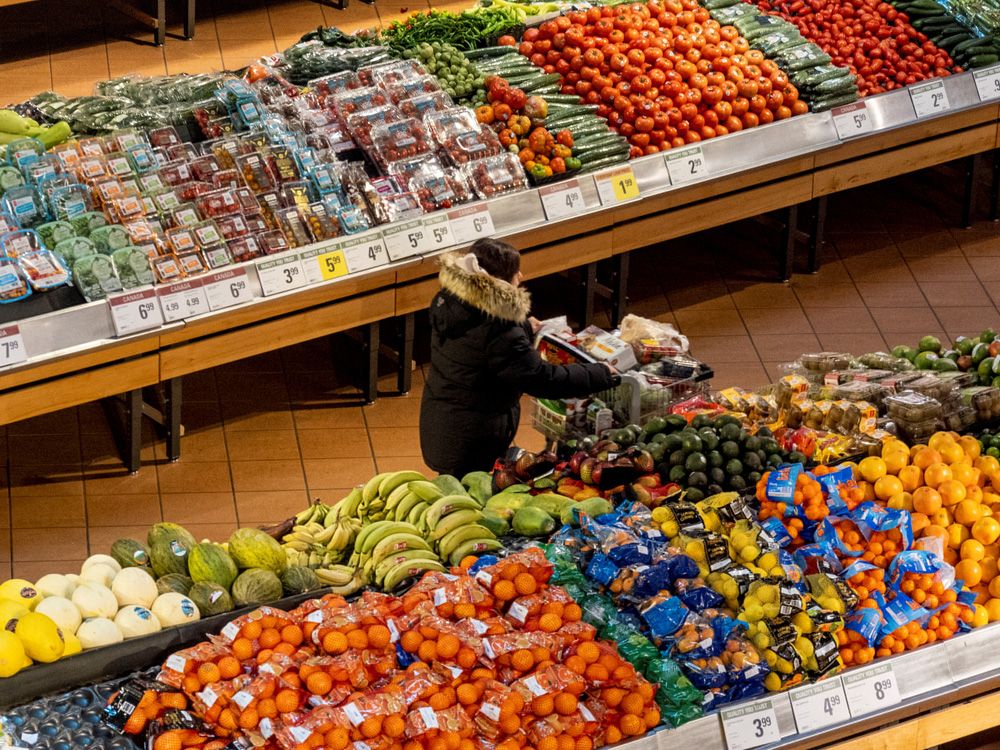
[[954, 35, 993, 54], [934, 32, 975, 50], [577, 141, 631, 159], [581, 154, 631, 172], [814, 75, 859, 94], [521, 74, 563, 92], [465, 46, 518, 60], [543, 94, 585, 105], [971, 54, 1000, 68], [811, 93, 860, 112]]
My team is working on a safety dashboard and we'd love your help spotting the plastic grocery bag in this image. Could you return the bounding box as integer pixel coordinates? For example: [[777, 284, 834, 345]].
[[618, 313, 689, 359]]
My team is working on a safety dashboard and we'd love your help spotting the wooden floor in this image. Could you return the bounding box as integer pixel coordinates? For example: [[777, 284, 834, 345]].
[[0, 0, 468, 104]]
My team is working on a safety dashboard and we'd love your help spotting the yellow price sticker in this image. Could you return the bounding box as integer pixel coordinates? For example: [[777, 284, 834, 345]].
[[318, 250, 348, 280], [612, 168, 639, 201]]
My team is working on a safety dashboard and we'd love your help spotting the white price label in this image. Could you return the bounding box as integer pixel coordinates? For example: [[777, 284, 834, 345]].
[[204, 268, 253, 311], [910, 79, 951, 118], [384, 219, 431, 261], [595, 166, 640, 204], [832, 101, 874, 139], [790, 678, 850, 734], [342, 231, 389, 274], [418, 707, 439, 729], [422, 214, 455, 251], [448, 204, 495, 244], [0, 324, 27, 368], [843, 663, 901, 717], [665, 145, 709, 185], [479, 703, 501, 721], [108, 288, 163, 336], [720, 697, 782, 750], [342, 703, 364, 726], [539, 179, 587, 220], [974, 65, 1000, 102], [157, 279, 208, 322], [256, 254, 307, 296]]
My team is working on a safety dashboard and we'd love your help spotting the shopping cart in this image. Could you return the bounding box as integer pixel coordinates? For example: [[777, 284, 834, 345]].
[[531, 369, 714, 447]]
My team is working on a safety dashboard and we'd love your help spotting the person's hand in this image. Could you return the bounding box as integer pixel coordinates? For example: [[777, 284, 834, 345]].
[[601, 361, 618, 374], [529, 316, 542, 334]]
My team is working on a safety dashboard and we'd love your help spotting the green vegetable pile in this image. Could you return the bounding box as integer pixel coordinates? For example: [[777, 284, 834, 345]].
[[380, 7, 525, 52], [298, 25, 382, 48], [895, 0, 1000, 70], [403, 42, 487, 105]]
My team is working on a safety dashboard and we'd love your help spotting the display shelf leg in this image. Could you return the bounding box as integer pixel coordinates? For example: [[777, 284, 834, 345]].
[[580, 262, 597, 328], [103, 390, 143, 474], [164, 377, 182, 462], [154, 0, 165, 45], [361, 322, 379, 405], [780, 204, 797, 282], [991, 151, 1000, 223], [962, 154, 980, 229], [184, 0, 196, 38], [807, 196, 826, 274], [610, 253, 629, 328], [397, 313, 415, 396]]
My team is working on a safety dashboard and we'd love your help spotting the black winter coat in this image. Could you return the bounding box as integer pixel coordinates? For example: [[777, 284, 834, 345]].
[[420, 253, 617, 477]]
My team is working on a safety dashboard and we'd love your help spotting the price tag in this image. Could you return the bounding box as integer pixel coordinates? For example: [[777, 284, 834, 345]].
[[0, 324, 27, 368], [448, 204, 495, 244], [790, 678, 850, 734], [422, 213, 454, 252], [383, 219, 431, 261], [720, 697, 782, 750], [108, 288, 163, 336], [256, 254, 307, 296], [315, 248, 348, 280], [203, 267, 253, 311], [342, 231, 389, 274], [157, 279, 208, 322], [910, 79, 951, 118], [665, 145, 709, 185], [974, 65, 1000, 102], [539, 179, 587, 220], [595, 166, 640, 204], [832, 101, 874, 139], [843, 663, 901, 718]]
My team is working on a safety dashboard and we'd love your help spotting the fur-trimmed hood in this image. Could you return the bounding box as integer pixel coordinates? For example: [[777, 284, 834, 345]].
[[438, 252, 530, 324]]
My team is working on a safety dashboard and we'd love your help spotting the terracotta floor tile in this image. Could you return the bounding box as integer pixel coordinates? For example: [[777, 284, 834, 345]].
[[180, 371, 220, 402], [674, 308, 747, 337], [918, 281, 991, 308], [161, 492, 238, 525], [955, 228, 1000, 257], [10, 495, 85, 528], [157, 460, 233, 494], [182, 401, 225, 431], [666, 281, 733, 311], [13, 527, 88, 561], [932, 307, 1000, 340], [751, 333, 822, 362], [906, 255, 977, 282], [231, 459, 306, 492], [292, 405, 366, 430], [817, 332, 887, 354], [222, 403, 295, 431], [829, 232, 895, 257], [792, 260, 852, 286], [686, 335, 761, 363], [81, 429, 158, 468], [368, 427, 423, 457], [296, 428, 373, 459], [226, 430, 301, 461], [286, 372, 364, 403], [13, 559, 86, 581], [8, 432, 81, 465], [83, 466, 159, 495], [87, 494, 162, 527], [214, 11, 275, 39], [0, 536, 8, 563], [364, 397, 422, 427], [805, 307, 878, 334], [0, 494, 10, 529], [157, 427, 229, 462], [88, 525, 151, 555], [841, 248, 911, 280], [740, 307, 813, 335], [891, 230, 962, 257], [795, 283, 864, 309], [855, 281, 928, 308], [710, 361, 771, 390], [970, 257, 1000, 283], [303, 457, 377, 489], [727, 282, 802, 309], [8, 410, 78, 435], [235, 490, 312, 525], [216, 372, 289, 403], [8, 466, 84, 498], [373, 456, 436, 477], [869, 307, 943, 334]]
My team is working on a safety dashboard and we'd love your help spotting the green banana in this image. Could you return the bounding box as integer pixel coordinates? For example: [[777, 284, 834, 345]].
[[295, 503, 320, 525], [439, 524, 497, 561], [363, 472, 392, 504], [394, 492, 426, 522], [375, 549, 442, 586], [385, 486, 415, 516], [381, 559, 446, 591], [315, 564, 357, 585], [425, 495, 481, 531], [370, 533, 433, 566], [448, 538, 503, 567], [359, 521, 421, 555], [408, 480, 445, 503], [378, 470, 427, 500], [429, 508, 484, 541], [407, 502, 430, 527], [353, 519, 397, 556]]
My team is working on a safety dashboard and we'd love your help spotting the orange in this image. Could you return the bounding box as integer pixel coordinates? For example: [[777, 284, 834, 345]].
[[929, 432, 955, 452], [859, 457, 887, 483], [961, 539, 986, 562], [531, 695, 554, 717], [960, 436, 983, 460], [969, 485, 985, 503], [955, 499, 983, 526], [913, 487, 942, 515], [987, 598, 1000, 623], [437, 634, 461, 660], [620, 693, 645, 717], [400, 630, 423, 653], [514, 573, 538, 596], [874, 475, 904, 501], [197, 662, 221, 685], [938, 479, 967, 506], [883, 450, 909, 475], [948, 523, 971, 550], [347, 630, 369, 650], [976, 456, 1000, 477], [951, 463, 979, 487], [619, 715, 646, 737], [360, 717, 383, 739], [898, 465, 922, 492], [368, 625, 392, 650], [322, 631, 349, 655], [540, 613, 563, 632], [922, 524, 948, 548], [973, 516, 1000, 545], [910, 512, 930, 534], [989, 577, 1000, 599], [577, 642, 600, 664], [493, 580, 517, 601], [956, 559, 984, 587], [306, 671, 333, 696], [887, 492, 912, 511], [930, 506, 953, 528], [512, 649, 535, 672], [924, 463, 953, 489], [231, 638, 254, 661], [554, 693, 578, 715], [218, 655, 241, 680], [939, 441, 965, 465], [981, 556, 998, 582], [913, 447, 943, 470]]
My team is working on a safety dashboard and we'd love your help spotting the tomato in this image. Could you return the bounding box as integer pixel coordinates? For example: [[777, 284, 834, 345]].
[[610, 53, 628, 71], [530, 53, 546, 67], [584, 48, 605, 66], [635, 116, 654, 133], [539, 21, 558, 37]]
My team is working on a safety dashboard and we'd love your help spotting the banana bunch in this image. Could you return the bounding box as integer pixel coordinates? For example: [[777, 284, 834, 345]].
[[314, 564, 366, 596], [281, 491, 363, 569], [350, 519, 446, 591], [356, 470, 428, 523], [424, 494, 502, 566]]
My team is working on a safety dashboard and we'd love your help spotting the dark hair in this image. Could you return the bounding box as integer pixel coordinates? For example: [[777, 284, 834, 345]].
[[471, 237, 520, 283]]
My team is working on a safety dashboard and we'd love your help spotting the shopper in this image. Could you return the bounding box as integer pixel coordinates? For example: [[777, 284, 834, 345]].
[[420, 238, 620, 477]]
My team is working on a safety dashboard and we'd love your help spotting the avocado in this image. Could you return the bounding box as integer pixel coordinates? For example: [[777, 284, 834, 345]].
[[789, 451, 808, 465], [664, 414, 688, 431], [744, 436, 761, 452], [767, 453, 784, 467], [721, 441, 740, 459], [748, 471, 762, 484], [681, 434, 703, 454], [685, 452, 708, 473], [690, 415, 712, 430], [641, 416, 668, 439], [699, 428, 720, 451], [973, 343, 990, 364], [942, 349, 959, 361], [708, 451, 723, 468], [685, 487, 705, 502], [890, 344, 910, 359], [979, 356, 996, 383], [669, 450, 686, 467], [687, 471, 707, 487], [730, 475, 747, 491], [725, 459, 744, 476], [663, 433, 683, 452], [709, 467, 726, 484], [719, 422, 742, 442], [669, 465, 687, 483]]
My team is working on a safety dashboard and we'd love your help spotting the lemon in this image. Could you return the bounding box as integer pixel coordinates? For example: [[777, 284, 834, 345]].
[[792, 612, 813, 633], [651, 507, 668, 524], [661, 521, 679, 538], [743, 602, 764, 621], [0, 599, 28, 632], [739, 544, 759, 562], [795, 636, 814, 658], [15, 612, 65, 663], [764, 672, 782, 692], [763, 603, 780, 619], [0, 630, 30, 677], [758, 552, 778, 570], [0, 579, 40, 610], [62, 632, 82, 657]]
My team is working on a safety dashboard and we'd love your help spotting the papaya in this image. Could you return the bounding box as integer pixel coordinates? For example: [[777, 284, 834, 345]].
[[560, 497, 613, 526], [512, 507, 556, 537], [479, 512, 510, 537], [485, 492, 532, 520], [526, 493, 574, 519], [432, 475, 466, 496]]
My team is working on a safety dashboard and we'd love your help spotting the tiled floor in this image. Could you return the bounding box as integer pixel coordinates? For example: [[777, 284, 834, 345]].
[[0, 0, 998, 580]]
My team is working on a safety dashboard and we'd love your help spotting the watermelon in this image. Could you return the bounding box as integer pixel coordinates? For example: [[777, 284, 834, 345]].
[[188, 543, 238, 589], [148, 523, 196, 578], [227, 529, 286, 574], [187, 582, 233, 617], [231, 569, 283, 607]]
